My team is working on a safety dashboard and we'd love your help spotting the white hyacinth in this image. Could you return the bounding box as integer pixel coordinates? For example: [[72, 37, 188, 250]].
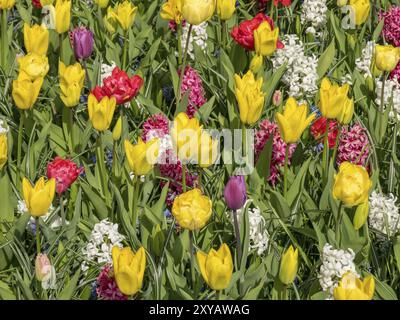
[[301, 0, 328, 33], [318, 244, 358, 296], [272, 34, 319, 98], [248, 207, 270, 256], [100, 61, 116, 83], [369, 191, 400, 236], [180, 22, 208, 60], [375, 78, 400, 121], [0, 119, 9, 135], [81, 219, 125, 272], [355, 41, 375, 78]]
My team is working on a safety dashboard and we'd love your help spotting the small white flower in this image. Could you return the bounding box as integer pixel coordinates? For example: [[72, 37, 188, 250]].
[[369, 191, 400, 235], [100, 61, 116, 83], [375, 78, 400, 121], [0, 120, 9, 135], [355, 41, 375, 78], [179, 22, 208, 60], [301, 0, 328, 32]]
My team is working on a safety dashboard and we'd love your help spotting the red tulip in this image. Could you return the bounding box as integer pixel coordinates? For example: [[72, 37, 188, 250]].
[[258, 0, 292, 9], [92, 67, 144, 105], [231, 13, 284, 51], [310, 117, 339, 149], [47, 157, 83, 194]]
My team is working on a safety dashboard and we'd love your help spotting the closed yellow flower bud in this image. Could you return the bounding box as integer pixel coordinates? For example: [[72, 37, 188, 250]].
[[279, 245, 299, 285], [198, 130, 219, 168], [172, 188, 212, 230], [12, 77, 44, 110], [182, 0, 215, 25], [276, 97, 315, 144], [111, 1, 138, 31], [216, 0, 235, 20], [112, 246, 146, 296], [254, 21, 279, 57], [332, 161, 372, 207], [124, 137, 159, 176], [104, 7, 118, 33], [349, 0, 370, 26], [250, 54, 263, 73], [353, 201, 369, 230], [17, 53, 49, 81], [160, 0, 183, 24], [22, 177, 56, 217], [234, 70, 265, 125], [55, 0, 71, 34], [333, 272, 375, 300], [0, 0, 15, 9], [93, 0, 109, 8], [112, 116, 123, 141], [171, 112, 202, 164], [24, 24, 49, 56], [0, 134, 7, 170], [59, 61, 85, 107], [319, 78, 353, 123], [88, 94, 116, 132], [197, 243, 233, 290], [374, 44, 400, 72]]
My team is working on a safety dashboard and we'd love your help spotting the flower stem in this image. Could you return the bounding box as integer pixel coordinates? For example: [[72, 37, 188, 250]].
[[335, 201, 343, 246], [283, 144, 290, 199], [132, 175, 140, 225], [1, 9, 8, 70], [59, 33, 64, 63], [378, 72, 387, 143], [97, 133, 110, 203], [17, 111, 24, 189], [60, 194, 66, 228], [182, 164, 187, 193], [215, 290, 221, 300], [221, 20, 226, 50], [189, 230, 196, 290], [322, 119, 330, 185], [36, 217, 41, 254], [177, 23, 183, 65], [122, 31, 128, 71], [331, 124, 342, 164], [82, 60, 92, 89], [232, 209, 242, 268], [177, 24, 193, 109]]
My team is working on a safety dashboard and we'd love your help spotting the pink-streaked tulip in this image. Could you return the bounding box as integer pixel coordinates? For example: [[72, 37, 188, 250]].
[[35, 253, 52, 281]]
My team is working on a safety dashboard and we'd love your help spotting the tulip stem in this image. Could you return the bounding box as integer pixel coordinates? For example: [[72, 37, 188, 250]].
[[1, 9, 7, 70], [331, 124, 341, 164], [189, 230, 196, 290], [232, 209, 242, 267], [59, 34, 64, 64], [132, 175, 140, 226], [97, 134, 110, 204], [82, 60, 92, 89], [177, 24, 193, 110], [283, 144, 290, 199], [177, 23, 183, 65], [17, 111, 25, 189], [322, 119, 330, 186], [378, 72, 387, 143], [60, 195, 65, 228], [221, 20, 226, 50], [215, 290, 221, 300], [122, 31, 128, 71], [336, 201, 343, 246], [36, 217, 41, 254], [182, 164, 187, 193]]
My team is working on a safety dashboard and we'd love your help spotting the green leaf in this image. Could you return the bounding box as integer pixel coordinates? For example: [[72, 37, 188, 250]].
[[317, 39, 336, 78], [58, 269, 81, 300]]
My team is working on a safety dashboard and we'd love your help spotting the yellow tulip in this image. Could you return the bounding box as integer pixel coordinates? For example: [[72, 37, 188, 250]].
[[111, 1, 138, 31], [54, 0, 71, 34], [333, 272, 375, 300], [124, 137, 159, 176], [171, 112, 202, 164], [198, 130, 219, 168], [332, 161, 372, 207], [319, 78, 354, 123], [353, 201, 369, 230], [22, 177, 56, 217], [59, 61, 85, 107], [112, 116, 123, 141], [0, 134, 7, 170], [254, 21, 279, 57], [349, 0, 370, 26], [17, 53, 49, 81], [104, 7, 118, 33], [197, 243, 233, 290], [250, 54, 263, 73], [234, 70, 265, 125], [24, 24, 49, 56], [87, 94, 116, 132], [12, 77, 44, 110], [374, 44, 400, 72], [160, 0, 183, 24], [172, 188, 212, 230], [0, 0, 15, 9], [93, 0, 109, 8], [112, 246, 146, 296], [279, 245, 299, 285], [216, 0, 235, 21], [182, 0, 215, 25], [276, 97, 315, 144]]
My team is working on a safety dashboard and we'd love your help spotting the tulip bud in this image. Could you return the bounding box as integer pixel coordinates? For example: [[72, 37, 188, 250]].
[[295, 15, 301, 36], [366, 76, 375, 92], [0, 134, 7, 170], [347, 34, 355, 50], [182, 0, 215, 25], [250, 54, 263, 73], [216, 0, 236, 21], [22, 177, 56, 217], [279, 245, 299, 285], [272, 90, 282, 107], [93, 0, 109, 8], [353, 201, 369, 230], [35, 254, 52, 281], [112, 116, 123, 141], [0, 0, 15, 9], [54, 0, 71, 34], [70, 27, 94, 61], [224, 176, 247, 210], [374, 44, 400, 72]]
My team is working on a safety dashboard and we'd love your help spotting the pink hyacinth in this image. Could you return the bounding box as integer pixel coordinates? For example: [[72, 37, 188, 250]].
[[96, 265, 127, 301], [390, 62, 400, 81], [179, 66, 207, 118], [141, 113, 170, 142], [380, 7, 400, 47], [337, 124, 370, 167], [255, 120, 296, 185]]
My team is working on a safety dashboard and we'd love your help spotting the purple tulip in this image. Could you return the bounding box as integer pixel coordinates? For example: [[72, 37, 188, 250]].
[[223, 176, 247, 210], [70, 27, 94, 60]]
